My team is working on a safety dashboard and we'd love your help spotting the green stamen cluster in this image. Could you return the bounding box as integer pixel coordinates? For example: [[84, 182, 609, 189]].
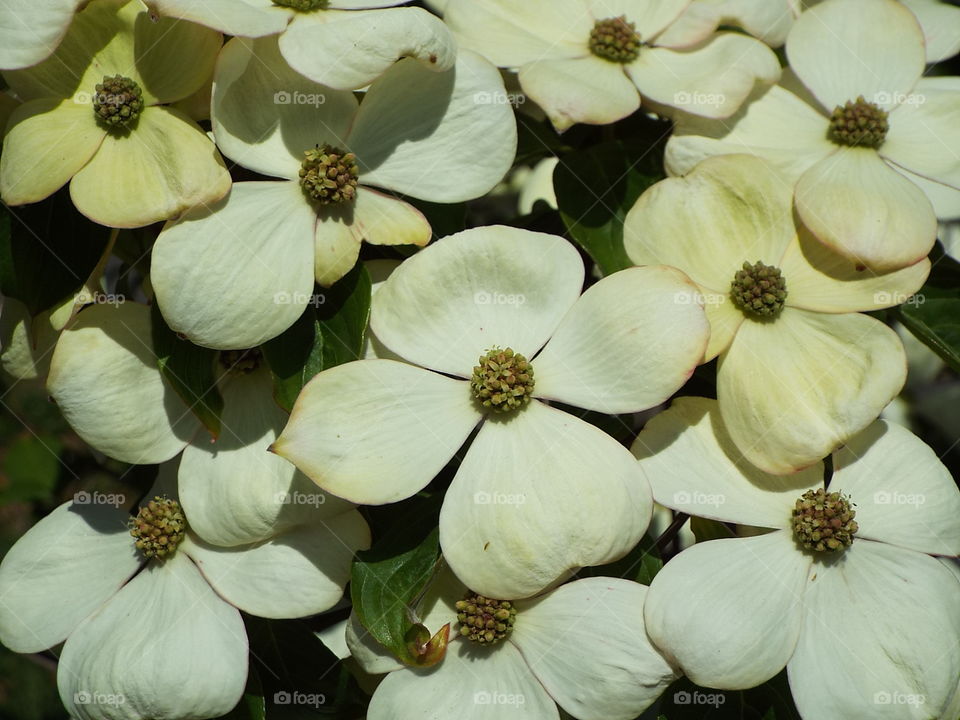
[[93, 75, 144, 128], [456, 593, 517, 645], [589, 16, 641, 63], [792, 489, 858, 553], [130, 496, 186, 559], [471, 347, 535, 413], [273, 0, 329, 10], [731, 261, 787, 318], [299, 144, 359, 205], [219, 348, 262, 374], [828, 96, 888, 148]]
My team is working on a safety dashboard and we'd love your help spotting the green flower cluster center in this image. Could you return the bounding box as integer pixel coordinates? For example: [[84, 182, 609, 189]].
[[219, 347, 262, 374], [589, 16, 641, 63], [93, 75, 144, 128], [731, 261, 787, 318], [792, 488, 858, 553], [299, 144, 359, 205], [273, 0, 329, 10], [829, 96, 888, 149], [471, 347, 535, 413], [456, 593, 517, 645], [130, 496, 186, 560]]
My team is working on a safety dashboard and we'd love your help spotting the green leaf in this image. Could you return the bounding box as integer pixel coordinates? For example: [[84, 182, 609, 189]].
[[262, 265, 372, 412], [0, 190, 111, 316], [690, 516, 736, 543], [578, 532, 662, 585], [553, 139, 665, 276], [894, 245, 960, 373], [405, 198, 467, 241], [351, 525, 445, 666], [150, 303, 224, 438], [0, 434, 61, 503]]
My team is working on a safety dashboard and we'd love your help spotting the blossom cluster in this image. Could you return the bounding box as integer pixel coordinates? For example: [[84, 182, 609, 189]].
[[0, 0, 958, 719]]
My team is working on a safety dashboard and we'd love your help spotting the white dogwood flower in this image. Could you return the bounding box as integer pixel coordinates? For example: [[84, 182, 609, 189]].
[[150, 37, 517, 350], [624, 154, 930, 474], [634, 397, 960, 720], [444, 0, 780, 130], [665, 0, 960, 271], [273, 225, 710, 599]]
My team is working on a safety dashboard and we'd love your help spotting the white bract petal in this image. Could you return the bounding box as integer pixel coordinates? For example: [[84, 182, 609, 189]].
[[0, 0, 84, 70], [47, 303, 199, 464], [371, 226, 584, 378], [0, 502, 141, 653], [151, 181, 317, 350], [645, 532, 809, 689], [533, 266, 709, 413], [58, 552, 248, 720], [439, 400, 651, 599]]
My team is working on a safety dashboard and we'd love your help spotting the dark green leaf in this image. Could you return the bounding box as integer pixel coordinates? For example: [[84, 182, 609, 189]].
[[515, 114, 573, 165], [150, 303, 223, 437], [689, 517, 736, 543], [0, 190, 111, 316], [262, 266, 372, 412], [553, 139, 665, 276], [405, 198, 467, 241], [351, 525, 444, 666], [895, 246, 960, 373], [578, 532, 662, 585]]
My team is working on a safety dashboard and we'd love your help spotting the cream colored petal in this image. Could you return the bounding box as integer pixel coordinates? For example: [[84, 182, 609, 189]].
[[781, 227, 930, 312], [57, 552, 248, 720], [444, 0, 589, 66], [314, 210, 362, 287], [273, 359, 481, 505], [588, 0, 691, 38], [651, 2, 718, 48], [882, 87, 960, 191], [533, 266, 709, 413], [151, 180, 317, 350], [0, 100, 104, 206], [664, 84, 832, 179], [795, 148, 937, 272], [717, 309, 906, 474], [0, 0, 82, 70], [70, 106, 231, 228], [788, 542, 960, 720], [519, 56, 639, 131], [0, 502, 141, 653], [830, 420, 960, 556], [645, 532, 809, 689], [211, 36, 358, 180], [182, 510, 370, 618], [439, 400, 652, 600], [149, 0, 291, 37], [624, 154, 795, 292], [349, 187, 431, 247], [47, 303, 199, 464], [629, 34, 780, 119], [512, 578, 678, 720], [786, 0, 925, 112], [902, 0, 960, 62], [632, 396, 823, 529], [702, 293, 744, 361], [348, 51, 517, 203], [370, 226, 583, 378], [281, 8, 456, 90]]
